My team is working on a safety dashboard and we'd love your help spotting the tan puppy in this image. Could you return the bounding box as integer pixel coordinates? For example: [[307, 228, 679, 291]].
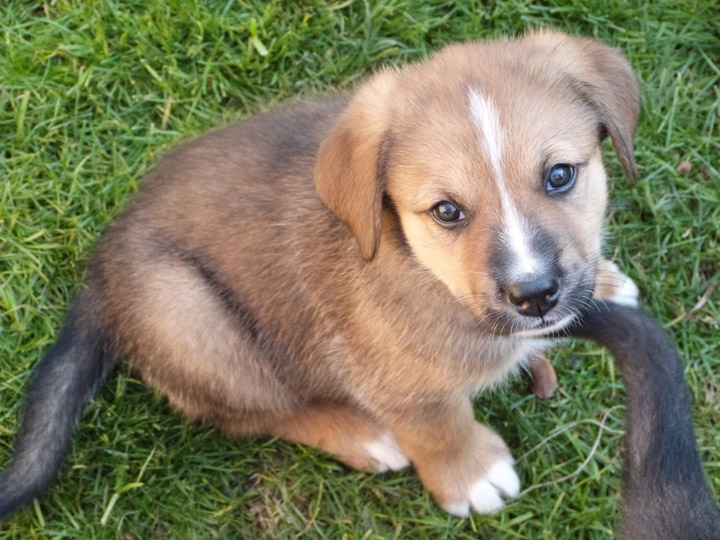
[[0, 30, 640, 518]]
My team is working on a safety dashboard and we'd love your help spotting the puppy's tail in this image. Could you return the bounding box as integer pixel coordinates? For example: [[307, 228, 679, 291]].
[[567, 301, 720, 540], [0, 289, 116, 519]]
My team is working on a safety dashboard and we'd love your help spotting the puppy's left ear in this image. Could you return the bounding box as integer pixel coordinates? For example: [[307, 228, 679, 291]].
[[525, 31, 641, 181], [314, 70, 396, 261]]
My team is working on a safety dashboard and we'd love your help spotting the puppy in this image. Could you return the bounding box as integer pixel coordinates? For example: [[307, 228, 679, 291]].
[[566, 301, 720, 540], [0, 30, 640, 519]]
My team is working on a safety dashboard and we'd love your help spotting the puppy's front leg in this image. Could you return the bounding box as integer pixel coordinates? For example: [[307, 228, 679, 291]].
[[388, 398, 519, 516]]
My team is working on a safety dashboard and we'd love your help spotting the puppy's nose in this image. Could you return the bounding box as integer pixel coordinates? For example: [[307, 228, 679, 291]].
[[505, 274, 560, 317]]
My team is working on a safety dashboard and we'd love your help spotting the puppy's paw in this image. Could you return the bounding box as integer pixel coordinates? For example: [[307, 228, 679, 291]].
[[441, 458, 520, 516], [421, 425, 521, 516], [527, 354, 558, 399], [362, 432, 410, 472], [594, 260, 639, 307]]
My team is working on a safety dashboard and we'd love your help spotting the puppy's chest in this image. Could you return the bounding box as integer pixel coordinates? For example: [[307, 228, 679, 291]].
[[343, 308, 546, 393], [470, 338, 547, 392], [450, 334, 547, 392]]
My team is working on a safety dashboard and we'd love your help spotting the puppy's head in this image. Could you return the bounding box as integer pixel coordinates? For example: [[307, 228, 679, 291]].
[[315, 30, 640, 337]]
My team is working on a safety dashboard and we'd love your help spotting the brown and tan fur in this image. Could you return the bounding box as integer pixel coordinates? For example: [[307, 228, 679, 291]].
[[0, 30, 640, 518]]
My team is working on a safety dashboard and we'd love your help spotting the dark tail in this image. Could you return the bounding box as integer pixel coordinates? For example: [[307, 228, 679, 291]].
[[0, 290, 116, 518], [566, 301, 720, 540]]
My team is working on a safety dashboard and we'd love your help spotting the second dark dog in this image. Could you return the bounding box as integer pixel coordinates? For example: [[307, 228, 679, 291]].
[[567, 301, 719, 540]]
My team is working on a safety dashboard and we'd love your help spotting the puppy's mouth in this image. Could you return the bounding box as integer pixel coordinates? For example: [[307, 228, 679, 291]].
[[481, 309, 578, 337], [479, 278, 594, 338], [512, 313, 577, 337]]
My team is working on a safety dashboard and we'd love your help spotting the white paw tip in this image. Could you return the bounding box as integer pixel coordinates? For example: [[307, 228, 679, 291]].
[[602, 261, 639, 306], [440, 459, 520, 516], [468, 478, 505, 514], [486, 459, 520, 498], [611, 277, 640, 307], [363, 433, 410, 472], [442, 500, 471, 517]]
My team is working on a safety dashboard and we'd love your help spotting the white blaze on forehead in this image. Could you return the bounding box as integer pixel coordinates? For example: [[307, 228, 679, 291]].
[[468, 88, 503, 175], [468, 88, 539, 275]]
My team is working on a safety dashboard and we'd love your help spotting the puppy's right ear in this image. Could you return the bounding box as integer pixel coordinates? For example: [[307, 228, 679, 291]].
[[314, 70, 396, 261], [523, 30, 641, 182]]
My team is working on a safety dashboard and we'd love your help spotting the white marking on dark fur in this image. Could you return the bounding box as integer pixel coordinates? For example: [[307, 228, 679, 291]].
[[363, 432, 410, 472], [468, 88, 539, 275]]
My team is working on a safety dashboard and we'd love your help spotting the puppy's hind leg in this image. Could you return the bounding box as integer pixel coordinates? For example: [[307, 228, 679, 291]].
[[114, 257, 294, 433], [267, 405, 410, 473], [112, 257, 410, 472]]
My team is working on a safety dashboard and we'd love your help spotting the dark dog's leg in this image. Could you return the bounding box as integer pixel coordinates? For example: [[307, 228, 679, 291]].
[[567, 301, 720, 540]]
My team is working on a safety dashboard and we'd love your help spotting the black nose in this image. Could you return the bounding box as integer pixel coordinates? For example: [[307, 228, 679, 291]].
[[504, 274, 560, 317]]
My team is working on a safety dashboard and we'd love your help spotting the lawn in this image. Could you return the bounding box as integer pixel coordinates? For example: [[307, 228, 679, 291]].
[[1, 1, 718, 538]]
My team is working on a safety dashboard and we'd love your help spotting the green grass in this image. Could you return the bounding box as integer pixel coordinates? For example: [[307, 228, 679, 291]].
[[1, 0, 718, 538]]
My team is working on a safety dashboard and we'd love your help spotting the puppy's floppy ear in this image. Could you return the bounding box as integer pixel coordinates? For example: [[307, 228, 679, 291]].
[[525, 30, 641, 181], [314, 70, 396, 261]]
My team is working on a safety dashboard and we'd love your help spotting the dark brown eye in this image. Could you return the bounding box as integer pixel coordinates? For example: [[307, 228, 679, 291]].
[[545, 164, 577, 194], [431, 201, 465, 226]]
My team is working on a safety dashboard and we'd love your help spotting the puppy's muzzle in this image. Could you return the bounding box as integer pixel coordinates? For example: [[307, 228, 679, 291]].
[[503, 273, 560, 317]]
